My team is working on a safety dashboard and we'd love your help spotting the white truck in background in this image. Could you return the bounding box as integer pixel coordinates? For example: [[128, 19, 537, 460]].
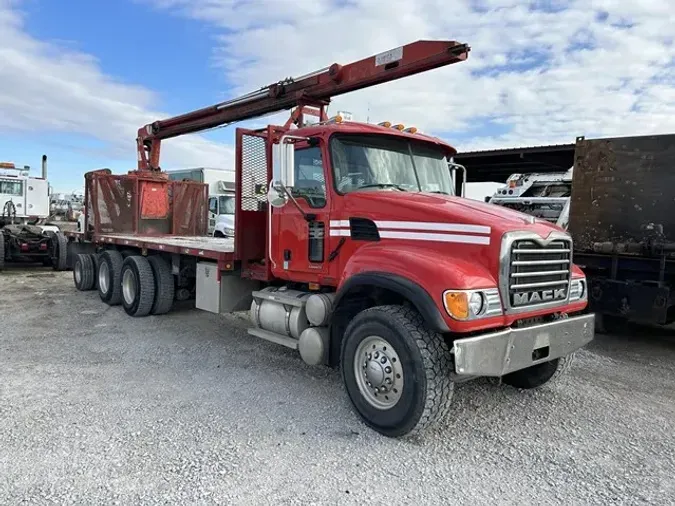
[[0, 155, 67, 270], [488, 167, 573, 230], [165, 167, 236, 238]]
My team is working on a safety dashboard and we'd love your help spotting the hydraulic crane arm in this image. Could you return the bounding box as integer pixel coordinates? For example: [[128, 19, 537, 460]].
[[136, 39, 470, 171]]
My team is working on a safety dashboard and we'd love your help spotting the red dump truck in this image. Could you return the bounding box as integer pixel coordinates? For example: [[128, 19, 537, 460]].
[[63, 40, 594, 437]]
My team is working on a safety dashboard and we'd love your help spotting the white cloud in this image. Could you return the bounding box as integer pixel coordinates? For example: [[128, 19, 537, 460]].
[[0, 0, 233, 172], [144, 0, 675, 151], [1, 0, 673, 191]]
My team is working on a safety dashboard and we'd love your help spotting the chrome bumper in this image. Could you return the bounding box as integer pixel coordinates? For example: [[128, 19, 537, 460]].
[[452, 313, 594, 377]]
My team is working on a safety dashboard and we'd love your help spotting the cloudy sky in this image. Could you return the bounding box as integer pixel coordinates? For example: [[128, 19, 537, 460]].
[[0, 0, 673, 192]]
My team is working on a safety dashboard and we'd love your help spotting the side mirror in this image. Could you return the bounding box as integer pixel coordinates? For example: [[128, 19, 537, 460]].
[[448, 162, 467, 198], [269, 134, 312, 209], [272, 140, 296, 190], [267, 185, 287, 208]]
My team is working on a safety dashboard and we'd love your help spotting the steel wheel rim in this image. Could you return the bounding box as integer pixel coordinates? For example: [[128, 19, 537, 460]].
[[98, 262, 110, 294], [74, 262, 82, 284], [122, 268, 136, 305], [353, 335, 404, 410]]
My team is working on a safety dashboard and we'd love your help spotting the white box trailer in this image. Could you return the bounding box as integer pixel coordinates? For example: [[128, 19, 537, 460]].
[[166, 167, 236, 237]]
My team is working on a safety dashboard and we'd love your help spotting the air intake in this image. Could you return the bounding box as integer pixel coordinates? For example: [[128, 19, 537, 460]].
[[349, 218, 380, 241]]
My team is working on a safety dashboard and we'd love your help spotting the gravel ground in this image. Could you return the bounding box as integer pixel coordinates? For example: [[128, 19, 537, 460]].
[[1, 266, 675, 505]]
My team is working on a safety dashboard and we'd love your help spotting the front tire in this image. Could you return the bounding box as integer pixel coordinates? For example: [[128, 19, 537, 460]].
[[501, 353, 575, 389], [340, 304, 454, 438]]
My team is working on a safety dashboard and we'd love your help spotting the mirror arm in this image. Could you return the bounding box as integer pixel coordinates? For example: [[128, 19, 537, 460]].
[[276, 182, 313, 221], [448, 161, 467, 198]]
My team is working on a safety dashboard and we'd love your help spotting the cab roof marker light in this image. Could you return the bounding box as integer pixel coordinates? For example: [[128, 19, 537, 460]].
[[404, 127, 418, 134], [393, 123, 405, 131], [378, 121, 392, 128], [327, 114, 344, 124], [336, 110, 353, 121]]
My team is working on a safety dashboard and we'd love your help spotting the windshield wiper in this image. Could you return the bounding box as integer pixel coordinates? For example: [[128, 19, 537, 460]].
[[357, 183, 408, 191], [427, 190, 450, 195]]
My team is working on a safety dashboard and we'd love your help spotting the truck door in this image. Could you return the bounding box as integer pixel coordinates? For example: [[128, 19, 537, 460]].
[[275, 144, 330, 280], [208, 196, 217, 235]]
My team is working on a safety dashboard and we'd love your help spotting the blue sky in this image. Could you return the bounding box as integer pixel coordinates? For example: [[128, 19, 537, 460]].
[[0, 0, 235, 191], [0, 0, 673, 192]]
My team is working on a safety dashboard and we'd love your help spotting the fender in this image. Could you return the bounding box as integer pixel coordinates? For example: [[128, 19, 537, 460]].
[[333, 242, 500, 332], [333, 271, 450, 333]]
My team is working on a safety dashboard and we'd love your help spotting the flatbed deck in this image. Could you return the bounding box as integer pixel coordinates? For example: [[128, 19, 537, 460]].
[[64, 231, 235, 263]]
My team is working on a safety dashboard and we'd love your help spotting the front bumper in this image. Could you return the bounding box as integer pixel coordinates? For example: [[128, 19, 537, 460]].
[[452, 313, 594, 377]]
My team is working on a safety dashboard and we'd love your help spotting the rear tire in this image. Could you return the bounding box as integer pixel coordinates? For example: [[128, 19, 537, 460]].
[[73, 253, 95, 291], [98, 250, 124, 305], [340, 304, 454, 438], [120, 255, 156, 317], [147, 255, 174, 315], [501, 353, 575, 389], [0, 233, 5, 271], [51, 232, 68, 271], [90, 253, 100, 289]]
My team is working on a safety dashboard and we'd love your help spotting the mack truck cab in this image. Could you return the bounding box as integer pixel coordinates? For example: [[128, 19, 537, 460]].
[[246, 116, 594, 437]]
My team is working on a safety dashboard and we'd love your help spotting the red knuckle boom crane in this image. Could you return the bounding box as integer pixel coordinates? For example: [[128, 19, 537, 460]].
[[136, 40, 470, 172]]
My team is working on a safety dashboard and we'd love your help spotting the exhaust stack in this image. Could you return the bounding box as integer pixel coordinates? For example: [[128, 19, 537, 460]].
[[41, 155, 47, 180]]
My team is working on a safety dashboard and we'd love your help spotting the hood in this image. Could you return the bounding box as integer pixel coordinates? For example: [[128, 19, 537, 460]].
[[341, 190, 561, 238]]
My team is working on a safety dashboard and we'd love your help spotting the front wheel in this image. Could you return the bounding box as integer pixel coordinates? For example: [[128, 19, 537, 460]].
[[501, 353, 575, 389], [340, 304, 455, 438]]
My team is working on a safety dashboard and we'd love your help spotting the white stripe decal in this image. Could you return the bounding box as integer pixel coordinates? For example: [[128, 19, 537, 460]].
[[329, 229, 351, 236], [375, 221, 491, 234], [379, 231, 490, 245], [329, 220, 350, 227]]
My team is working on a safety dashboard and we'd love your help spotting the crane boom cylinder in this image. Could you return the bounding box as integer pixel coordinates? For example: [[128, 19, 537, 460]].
[[136, 39, 470, 171]]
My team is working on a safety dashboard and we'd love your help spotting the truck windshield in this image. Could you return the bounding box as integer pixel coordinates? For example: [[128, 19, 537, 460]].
[[330, 134, 454, 194], [218, 195, 235, 215]]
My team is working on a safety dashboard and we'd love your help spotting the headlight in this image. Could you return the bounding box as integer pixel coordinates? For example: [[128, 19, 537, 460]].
[[443, 288, 502, 320], [468, 292, 484, 316], [224, 228, 235, 236], [570, 277, 587, 302]]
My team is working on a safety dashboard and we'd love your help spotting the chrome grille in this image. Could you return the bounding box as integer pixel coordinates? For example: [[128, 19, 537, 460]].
[[508, 238, 572, 310]]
